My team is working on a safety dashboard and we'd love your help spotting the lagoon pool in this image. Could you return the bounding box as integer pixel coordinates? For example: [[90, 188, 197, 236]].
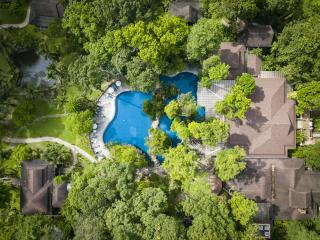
[[103, 72, 201, 155]]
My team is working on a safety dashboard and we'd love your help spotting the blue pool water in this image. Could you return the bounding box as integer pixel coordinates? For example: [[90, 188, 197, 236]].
[[103, 72, 202, 155]]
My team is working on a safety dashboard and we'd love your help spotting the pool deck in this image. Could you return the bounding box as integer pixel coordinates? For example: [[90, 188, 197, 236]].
[[92, 67, 200, 160], [90, 85, 130, 160]]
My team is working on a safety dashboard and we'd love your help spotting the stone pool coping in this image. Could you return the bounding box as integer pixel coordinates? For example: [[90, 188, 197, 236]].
[[90, 85, 130, 160], [92, 68, 200, 160]]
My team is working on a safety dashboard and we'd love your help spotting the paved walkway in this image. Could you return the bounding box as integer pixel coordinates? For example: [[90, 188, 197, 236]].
[[0, 5, 31, 29], [2, 136, 97, 163], [90, 85, 130, 159]]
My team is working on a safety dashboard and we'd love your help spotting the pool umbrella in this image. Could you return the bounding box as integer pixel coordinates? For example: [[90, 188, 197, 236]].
[[93, 123, 98, 129], [107, 87, 115, 94], [115, 81, 122, 87]]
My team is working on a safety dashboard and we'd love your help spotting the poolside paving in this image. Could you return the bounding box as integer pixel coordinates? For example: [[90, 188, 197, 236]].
[[90, 85, 130, 160]]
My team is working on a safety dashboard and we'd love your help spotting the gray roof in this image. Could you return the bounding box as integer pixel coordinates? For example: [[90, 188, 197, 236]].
[[219, 42, 246, 79], [169, 0, 200, 23], [238, 23, 274, 48], [30, 0, 64, 28], [230, 158, 320, 220], [52, 181, 68, 208], [21, 160, 54, 215], [247, 54, 262, 77], [229, 77, 296, 157]]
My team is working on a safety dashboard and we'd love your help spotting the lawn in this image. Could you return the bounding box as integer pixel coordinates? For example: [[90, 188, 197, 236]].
[[14, 116, 93, 154], [0, 0, 29, 24]]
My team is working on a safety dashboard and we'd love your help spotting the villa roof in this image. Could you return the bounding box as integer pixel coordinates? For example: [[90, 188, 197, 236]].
[[230, 158, 320, 220], [229, 77, 296, 157], [52, 181, 68, 208], [238, 23, 274, 48], [169, 0, 200, 23], [21, 160, 54, 215], [246, 53, 262, 77], [219, 42, 246, 79]]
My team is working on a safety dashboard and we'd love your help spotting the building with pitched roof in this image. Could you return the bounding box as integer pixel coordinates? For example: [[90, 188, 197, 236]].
[[238, 23, 274, 48], [169, 0, 201, 24], [230, 158, 320, 220], [229, 77, 296, 157], [219, 42, 262, 79], [21, 160, 67, 215]]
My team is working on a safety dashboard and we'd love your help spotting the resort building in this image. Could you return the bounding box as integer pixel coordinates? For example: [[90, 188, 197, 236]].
[[30, 0, 64, 28], [230, 158, 320, 220], [238, 23, 275, 48], [20, 160, 67, 215], [228, 76, 296, 158], [169, 0, 201, 24]]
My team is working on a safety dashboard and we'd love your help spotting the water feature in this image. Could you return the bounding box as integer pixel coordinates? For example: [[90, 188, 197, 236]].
[[103, 72, 204, 156], [15, 50, 55, 88]]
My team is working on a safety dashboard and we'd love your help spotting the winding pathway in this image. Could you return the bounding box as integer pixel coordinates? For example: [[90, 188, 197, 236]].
[[2, 136, 97, 163], [0, 5, 31, 29]]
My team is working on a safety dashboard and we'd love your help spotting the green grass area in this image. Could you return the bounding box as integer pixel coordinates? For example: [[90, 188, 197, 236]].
[[0, 0, 29, 24], [32, 98, 63, 118], [14, 116, 93, 154]]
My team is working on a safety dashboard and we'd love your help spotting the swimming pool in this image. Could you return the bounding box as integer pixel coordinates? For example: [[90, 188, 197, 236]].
[[103, 72, 201, 155]]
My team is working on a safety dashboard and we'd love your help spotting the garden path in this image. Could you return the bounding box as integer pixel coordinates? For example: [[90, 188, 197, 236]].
[[0, 5, 31, 29], [2, 136, 97, 162]]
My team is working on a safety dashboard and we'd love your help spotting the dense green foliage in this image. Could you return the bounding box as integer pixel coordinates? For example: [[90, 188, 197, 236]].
[[293, 142, 320, 170], [146, 128, 171, 156], [215, 73, 255, 120], [186, 18, 226, 62], [272, 218, 320, 240], [65, 110, 93, 135], [200, 0, 259, 21], [164, 93, 198, 120], [108, 144, 148, 168], [265, 17, 320, 86], [63, 0, 169, 43], [292, 82, 320, 115], [200, 55, 230, 88], [143, 85, 178, 120], [215, 146, 246, 181], [12, 99, 35, 127], [41, 143, 72, 166], [229, 192, 258, 226], [188, 119, 229, 147], [163, 144, 199, 183]]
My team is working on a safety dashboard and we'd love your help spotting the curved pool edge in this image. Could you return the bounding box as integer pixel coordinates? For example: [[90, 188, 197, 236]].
[[90, 86, 131, 160]]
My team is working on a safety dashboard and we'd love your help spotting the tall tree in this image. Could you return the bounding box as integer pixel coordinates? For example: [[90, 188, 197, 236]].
[[146, 128, 171, 156], [200, 55, 230, 88], [163, 145, 199, 183], [292, 81, 320, 115], [214, 146, 246, 181], [186, 18, 226, 62], [188, 119, 229, 147], [265, 17, 320, 85], [108, 144, 148, 168], [215, 87, 251, 120], [200, 0, 259, 21], [229, 192, 257, 226]]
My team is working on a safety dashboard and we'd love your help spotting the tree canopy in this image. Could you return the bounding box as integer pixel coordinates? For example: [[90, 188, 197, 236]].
[[108, 144, 148, 169], [265, 17, 320, 85], [292, 81, 320, 115], [188, 119, 229, 147], [164, 93, 198, 120], [146, 128, 171, 156], [163, 144, 199, 183], [214, 146, 246, 181], [293, 142, 320, 170], [229, 192, 258, 226], [186, 18, 226, 62], [200, 55, 230, 88]]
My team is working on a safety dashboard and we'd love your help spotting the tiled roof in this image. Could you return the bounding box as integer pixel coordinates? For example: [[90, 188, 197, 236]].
[[229, 77, 296, 157]]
